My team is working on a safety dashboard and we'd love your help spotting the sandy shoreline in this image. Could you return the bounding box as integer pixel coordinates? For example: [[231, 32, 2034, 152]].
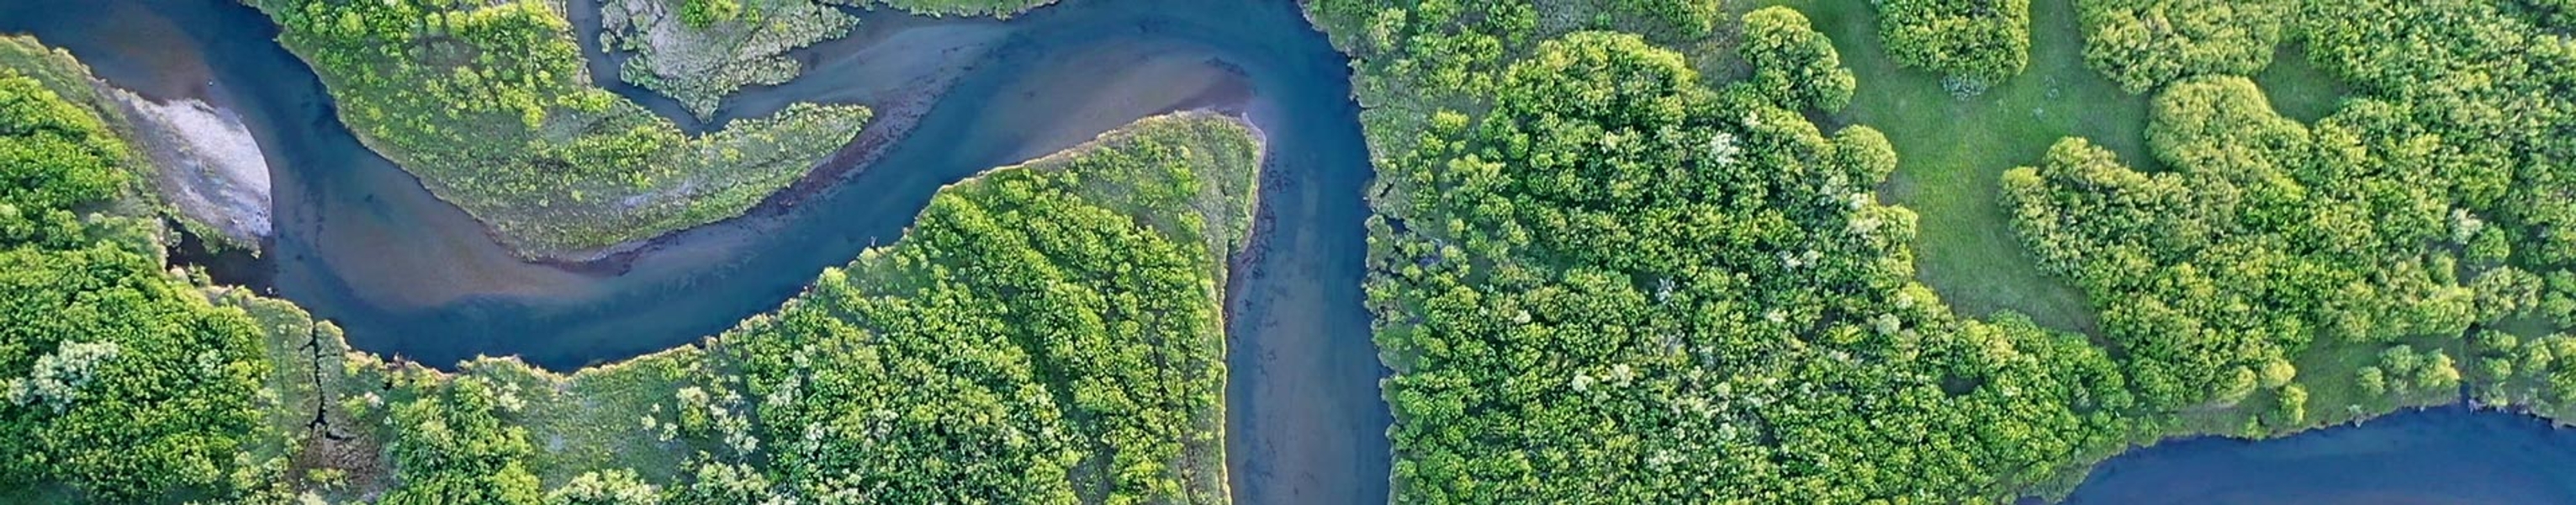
[[105, 88, 275, 245]]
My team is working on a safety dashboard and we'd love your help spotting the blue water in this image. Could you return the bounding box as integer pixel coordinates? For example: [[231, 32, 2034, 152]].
[[2067, 406, 2576, 504], [0, 0, 1391, 502], [19, 2, 2576, 504]]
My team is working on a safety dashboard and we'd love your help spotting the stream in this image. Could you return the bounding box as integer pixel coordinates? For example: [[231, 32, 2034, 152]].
[[16, 1, 2576, 503], [0, 0, 1391, 502]]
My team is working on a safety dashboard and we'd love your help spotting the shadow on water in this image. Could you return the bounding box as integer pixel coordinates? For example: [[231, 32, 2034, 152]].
[[166, 217, 275, 291], [0, 0, 1392, 502]]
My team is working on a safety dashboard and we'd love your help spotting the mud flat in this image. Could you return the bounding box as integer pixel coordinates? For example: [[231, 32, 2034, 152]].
[[109, 93, 272, 242]]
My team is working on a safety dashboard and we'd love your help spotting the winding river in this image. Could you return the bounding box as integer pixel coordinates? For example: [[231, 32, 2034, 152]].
[[17, 1, 2576, 503], [0, 0, 1390, 502]]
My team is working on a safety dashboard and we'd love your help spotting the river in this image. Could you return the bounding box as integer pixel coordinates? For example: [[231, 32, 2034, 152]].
[[19, 1, 2576, 504], [0, 0, 1391, 502], [2066, 406, 2576, 504]]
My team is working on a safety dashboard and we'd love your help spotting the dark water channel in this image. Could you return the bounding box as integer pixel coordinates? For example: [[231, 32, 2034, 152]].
[[2066, 406, 2576, 504], [0, 0, 1390, 502], [21, 1, 2576, 503]]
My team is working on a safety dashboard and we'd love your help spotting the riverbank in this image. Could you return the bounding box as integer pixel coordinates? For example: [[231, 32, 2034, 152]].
[[243, 0, 874, 259], [2066, 403, 2576, 503], [539, 17, 1256, 276], [0, 34, 273, 249], [106, 92, 272, 243], [594, 0, 859, 119], [11, 3, 1394, 503], [225, 111, 1264, 502]]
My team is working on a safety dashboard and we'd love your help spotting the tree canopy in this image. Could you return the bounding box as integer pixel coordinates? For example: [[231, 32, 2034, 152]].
[[1875, 0, 2033, 86], [1301, 2, 2140, 494], [1740, 7, 1856, 113], [0, 46, 286, 503], [2076, 0, 2295, 93]]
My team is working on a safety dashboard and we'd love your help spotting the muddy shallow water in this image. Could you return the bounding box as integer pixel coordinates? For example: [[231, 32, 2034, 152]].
[[0, 0, 1390, 502]]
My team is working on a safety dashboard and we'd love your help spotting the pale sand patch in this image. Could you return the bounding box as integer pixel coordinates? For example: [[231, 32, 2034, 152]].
[[109, 89, 273, 242]]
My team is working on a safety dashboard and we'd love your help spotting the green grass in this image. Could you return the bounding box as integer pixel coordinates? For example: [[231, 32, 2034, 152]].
[[461, 353, 709, 486], [2494, 316, 2563, 339], [1762, 0, 2138, 334], [248, 0, 872, 258], [2252, 44, 2351, 124], [1755, 0, 2354, 338]]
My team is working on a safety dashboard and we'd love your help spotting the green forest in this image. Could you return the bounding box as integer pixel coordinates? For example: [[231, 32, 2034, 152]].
[[0, 37, 294, 502], [306, 112, 1256, 504], [10, 0, 2576, 502], [1309, 3, 2128, 500], [1307, 0, 2576, 502]]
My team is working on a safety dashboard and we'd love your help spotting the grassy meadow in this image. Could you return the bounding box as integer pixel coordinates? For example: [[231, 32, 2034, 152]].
[[1759, 0, 2352, 338], [1758, 0, 2132, 334]]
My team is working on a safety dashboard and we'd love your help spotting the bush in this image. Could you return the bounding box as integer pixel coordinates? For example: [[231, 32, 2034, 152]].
[[1876, 0, 2033, 82], [2076, 0, 2296, 93]]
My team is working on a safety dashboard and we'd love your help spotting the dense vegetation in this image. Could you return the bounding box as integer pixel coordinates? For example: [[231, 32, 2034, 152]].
[[2295, 0, 2576, 333], [1739, 6, 1854, 112], [246, 0, 871, 257], [2002, 77, 2473, 421], [2476, 331, 2576, 418], [238, 114, 1257, 504], [710, 113, 1252, 502], [1313, 0, 2576, 501], [18, 0, 2576, 502], [2007, 0, 2576, 430], [2074, 0, 2293, 93], [0, 39, 292, 503], [1309, 3, 2146, 500], [2071, 0, 2298, 93], [1874, 0, 2032, 90]]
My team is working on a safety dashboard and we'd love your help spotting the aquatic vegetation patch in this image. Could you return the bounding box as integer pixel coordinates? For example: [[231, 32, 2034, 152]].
[[246, 0, 871, 258], [601, 0, 860, 119]]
